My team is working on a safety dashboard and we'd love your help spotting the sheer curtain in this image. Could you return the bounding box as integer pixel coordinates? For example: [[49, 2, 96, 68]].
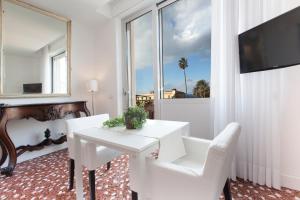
[[212, 0, 284, 189], [211, 0, 240, 180], [237, 0, 284, 189]]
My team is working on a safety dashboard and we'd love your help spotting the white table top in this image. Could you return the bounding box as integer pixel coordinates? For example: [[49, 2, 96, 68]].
[[74, 127, 158, 153], [133, 120, 189, 138], [74, 119, 189, 158]]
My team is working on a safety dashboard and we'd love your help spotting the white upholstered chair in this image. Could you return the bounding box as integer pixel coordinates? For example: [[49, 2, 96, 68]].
[[148, 122, 241, 200], [65, 114, 121, 200]]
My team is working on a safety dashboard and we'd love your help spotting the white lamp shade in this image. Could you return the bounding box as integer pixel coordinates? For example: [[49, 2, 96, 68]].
[[87, 79, 98, 92]]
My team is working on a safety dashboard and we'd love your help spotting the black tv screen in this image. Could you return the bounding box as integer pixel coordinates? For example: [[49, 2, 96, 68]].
[[239, 6, 300, 73], [23, 83, 42, 94]]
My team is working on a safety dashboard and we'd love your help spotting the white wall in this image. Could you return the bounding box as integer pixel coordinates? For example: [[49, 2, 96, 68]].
[[94, 19, 120, 118], [160, 99, 213, 139], [280, 66, 300, 190], [0, 20, 98, 165], [278, 1, 300, 190], [3, 53, 41, 93]]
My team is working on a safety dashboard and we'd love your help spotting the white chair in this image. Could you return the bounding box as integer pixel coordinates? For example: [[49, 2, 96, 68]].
[[147, 122, 241, 200], [65, 114, 121, 200]]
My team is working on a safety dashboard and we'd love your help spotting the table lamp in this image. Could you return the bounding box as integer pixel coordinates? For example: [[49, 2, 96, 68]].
[[87, 79, 98, 115]]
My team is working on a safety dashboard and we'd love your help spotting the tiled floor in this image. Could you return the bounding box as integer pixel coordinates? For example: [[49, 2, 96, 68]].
[[0, 149, 299, 200]]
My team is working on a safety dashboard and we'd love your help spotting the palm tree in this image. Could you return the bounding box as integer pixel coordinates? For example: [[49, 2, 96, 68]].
[[178, 57, 188, 96], [193, 80, 210, 98]]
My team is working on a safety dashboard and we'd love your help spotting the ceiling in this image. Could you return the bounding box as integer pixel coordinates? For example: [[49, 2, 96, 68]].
[[3, 0, 157, 55], [22, 0, 156, 25], [23, 0, 121, 26], [3, 0, 66, 55]]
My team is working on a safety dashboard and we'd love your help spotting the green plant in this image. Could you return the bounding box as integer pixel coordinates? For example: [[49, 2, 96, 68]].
[[102, 105, 148, 129], [103, 117, 124, 128], [124, 105, 148, 129], [193, 80, 210, 98]]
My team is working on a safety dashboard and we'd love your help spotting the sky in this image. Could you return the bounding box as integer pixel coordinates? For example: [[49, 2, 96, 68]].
[[132, 0, 211, 95]]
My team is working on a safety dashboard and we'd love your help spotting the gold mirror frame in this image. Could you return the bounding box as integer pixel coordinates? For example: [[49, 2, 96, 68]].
[[0, 0, 71, 98]]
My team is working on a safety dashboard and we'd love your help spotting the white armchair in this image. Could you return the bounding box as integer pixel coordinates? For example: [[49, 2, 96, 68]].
[[148, 122, 241, 200], [65, 114, 121, 200]]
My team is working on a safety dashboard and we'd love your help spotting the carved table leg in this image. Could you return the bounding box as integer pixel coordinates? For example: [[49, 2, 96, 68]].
[[0, 120, 17, 176], [16, 131, 67, 157], [74, 111, 81, 118], [83, 102, 91, 116], [0, 140, 8, 166]]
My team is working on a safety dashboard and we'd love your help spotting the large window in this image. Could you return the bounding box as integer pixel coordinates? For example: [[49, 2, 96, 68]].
[[124, 0, 211, 119], [126, 12, 155, 118], [160, 0, 211, 98], [52, 52, 67, 94]]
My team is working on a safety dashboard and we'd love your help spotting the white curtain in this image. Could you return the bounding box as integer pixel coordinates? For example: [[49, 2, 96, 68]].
[[212, 0, 285, 189], [211, 0, 240, 180], [237, 0, 284, 189]]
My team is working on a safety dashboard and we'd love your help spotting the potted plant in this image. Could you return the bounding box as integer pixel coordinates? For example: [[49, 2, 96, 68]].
[[124, 105, 148, 129], [103, 105, 148, 129]]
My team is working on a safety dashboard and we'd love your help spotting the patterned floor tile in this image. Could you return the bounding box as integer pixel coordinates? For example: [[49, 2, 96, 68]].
[[0, 149, 299, 200]]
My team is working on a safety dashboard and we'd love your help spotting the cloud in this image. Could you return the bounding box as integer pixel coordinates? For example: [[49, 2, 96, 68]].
[[162, 0, 211, 64], [131, 0, 211, 70]]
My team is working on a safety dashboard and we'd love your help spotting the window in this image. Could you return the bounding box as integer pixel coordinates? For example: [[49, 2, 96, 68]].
[[160, 0, 211, 98], [124, 0, 211, 119], [126, 12, 155, 118], [52, 52, 67, 93]]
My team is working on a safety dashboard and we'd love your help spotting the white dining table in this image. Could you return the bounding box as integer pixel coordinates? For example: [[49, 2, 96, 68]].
[[73, 119, 190, 200]]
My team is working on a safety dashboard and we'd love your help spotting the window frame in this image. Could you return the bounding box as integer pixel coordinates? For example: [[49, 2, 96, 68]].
[[51, 51, 66, 93], [123, 5, 161, 119], [158, 0, 211, 99], [122, 0, 211, 118]]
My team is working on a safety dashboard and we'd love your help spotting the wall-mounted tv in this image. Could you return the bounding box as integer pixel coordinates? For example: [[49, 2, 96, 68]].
[[239, 6, 300, 74]]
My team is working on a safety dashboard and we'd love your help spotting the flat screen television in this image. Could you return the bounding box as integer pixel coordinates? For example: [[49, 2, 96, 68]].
[[239, 6, 300, 74], [23, 83, 42, 94]]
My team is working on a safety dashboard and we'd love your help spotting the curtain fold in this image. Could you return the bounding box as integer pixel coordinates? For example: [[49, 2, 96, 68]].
[[212, 0, 284, 189], [238, 0, 283, 189], [211, 0, 240, 181]]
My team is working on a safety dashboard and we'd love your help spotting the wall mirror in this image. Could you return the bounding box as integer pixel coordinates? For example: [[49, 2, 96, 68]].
[[0, 0, 71, 98]]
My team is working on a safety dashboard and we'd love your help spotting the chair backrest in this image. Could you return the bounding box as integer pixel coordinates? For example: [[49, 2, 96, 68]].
[[202, 122, 241, 199], [65, 114, 109, 158], [66, 114, 109, 136]]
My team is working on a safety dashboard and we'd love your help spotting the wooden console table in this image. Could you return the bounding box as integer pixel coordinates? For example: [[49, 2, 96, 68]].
[[0, 101, 90, 176]]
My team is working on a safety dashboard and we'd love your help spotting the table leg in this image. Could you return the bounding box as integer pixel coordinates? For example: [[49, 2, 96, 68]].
[[131, 190, 138, 200], [74, 134, 84, 200], [129, 145, 158, 200], [0, 122, 17, 176], [0, 139, 8, 166]]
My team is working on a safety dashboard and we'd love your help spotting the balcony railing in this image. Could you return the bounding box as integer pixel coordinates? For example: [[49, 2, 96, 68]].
[[136, 95, 154, 119]]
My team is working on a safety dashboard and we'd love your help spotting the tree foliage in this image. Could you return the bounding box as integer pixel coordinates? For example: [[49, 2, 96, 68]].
[[178, 57, 188, 95], [193, 80, 210, 98], [178, 57, 188, 70]]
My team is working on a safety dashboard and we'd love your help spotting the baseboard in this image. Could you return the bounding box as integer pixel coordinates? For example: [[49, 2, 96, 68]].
[[281, 174, 300, 191]]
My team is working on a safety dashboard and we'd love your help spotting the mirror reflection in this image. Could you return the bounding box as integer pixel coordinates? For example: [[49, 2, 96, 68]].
[[2, 0, 70, 96]]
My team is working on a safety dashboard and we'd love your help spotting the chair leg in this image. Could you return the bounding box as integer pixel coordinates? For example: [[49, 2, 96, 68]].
[[223, 178, 232, 200], [89, 170, 96, 200], [68, 159, 75, 191], [131, 190, 138, 200], [106, 161, 111, 170]]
